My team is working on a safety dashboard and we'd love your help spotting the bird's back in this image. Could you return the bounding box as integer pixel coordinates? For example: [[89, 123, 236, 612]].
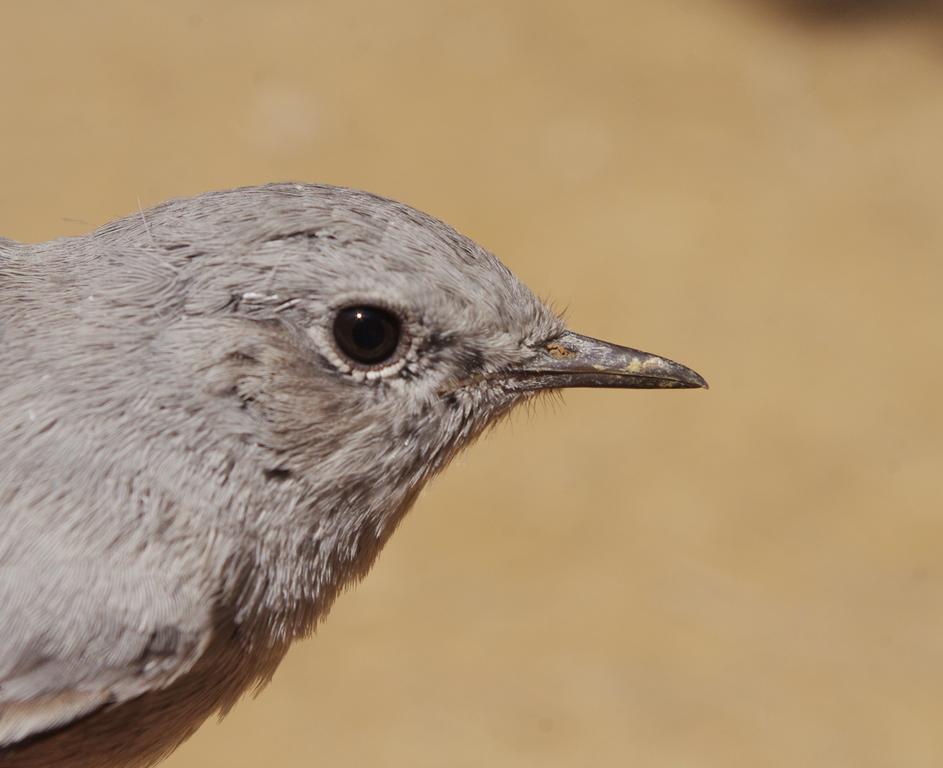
[[0, 234, 268, 767]]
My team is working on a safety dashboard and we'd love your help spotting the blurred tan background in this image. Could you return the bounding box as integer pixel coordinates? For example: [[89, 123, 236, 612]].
[[3, 1, 943, 766]]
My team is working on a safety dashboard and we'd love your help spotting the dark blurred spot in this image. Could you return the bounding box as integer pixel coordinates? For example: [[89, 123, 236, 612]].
[[766, 0, 942, 24], [146, 626, 182, 658]]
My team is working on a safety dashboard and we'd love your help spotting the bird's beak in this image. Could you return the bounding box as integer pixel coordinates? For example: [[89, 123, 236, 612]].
[[505, 330, 708, 391]]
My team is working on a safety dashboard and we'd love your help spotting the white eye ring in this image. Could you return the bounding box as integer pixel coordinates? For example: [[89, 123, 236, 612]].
[[313, 298, 417, 381]]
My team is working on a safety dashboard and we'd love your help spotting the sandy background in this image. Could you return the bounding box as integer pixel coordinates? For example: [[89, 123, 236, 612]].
[[3, 1, 943, 766]]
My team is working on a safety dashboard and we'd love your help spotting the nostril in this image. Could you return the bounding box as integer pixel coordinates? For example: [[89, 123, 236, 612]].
[[544, 342, 576, 359]]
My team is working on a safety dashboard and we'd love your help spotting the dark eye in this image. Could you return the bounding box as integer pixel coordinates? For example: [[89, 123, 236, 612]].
[[332, 305, 402, 367]]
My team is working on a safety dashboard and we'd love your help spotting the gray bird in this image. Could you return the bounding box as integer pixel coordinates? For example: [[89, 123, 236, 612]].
[[0, 183, 705, 767]]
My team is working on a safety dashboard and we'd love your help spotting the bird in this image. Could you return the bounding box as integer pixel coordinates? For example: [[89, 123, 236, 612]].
[[0, 183, 706, 768]]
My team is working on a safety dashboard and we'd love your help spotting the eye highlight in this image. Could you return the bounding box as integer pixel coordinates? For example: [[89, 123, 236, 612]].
[[332, 305, 402, 368]]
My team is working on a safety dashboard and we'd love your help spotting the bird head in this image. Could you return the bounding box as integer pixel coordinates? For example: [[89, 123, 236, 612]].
[[88, 183, 705, 625]]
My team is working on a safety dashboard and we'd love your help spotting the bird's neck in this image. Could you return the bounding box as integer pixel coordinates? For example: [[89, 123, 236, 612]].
[[230, 479, 423, 650]]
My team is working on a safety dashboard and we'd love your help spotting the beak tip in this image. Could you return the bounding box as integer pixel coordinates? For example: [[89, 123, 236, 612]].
[[660, 360, 708, 390]]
